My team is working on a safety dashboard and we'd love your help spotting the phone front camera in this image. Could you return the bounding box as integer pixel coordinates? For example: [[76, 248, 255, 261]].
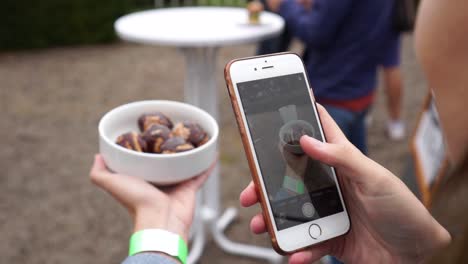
[[254, 68, 257, 71]]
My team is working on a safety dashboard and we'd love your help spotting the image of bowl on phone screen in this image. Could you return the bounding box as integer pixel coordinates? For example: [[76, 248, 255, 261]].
[[279, 120, 317, 155]]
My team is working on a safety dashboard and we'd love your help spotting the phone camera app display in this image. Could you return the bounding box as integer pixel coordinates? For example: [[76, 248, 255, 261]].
[[238, 73, 344, 230]]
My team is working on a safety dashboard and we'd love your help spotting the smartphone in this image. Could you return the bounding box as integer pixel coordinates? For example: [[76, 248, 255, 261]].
[[224, 53, 350, 254]]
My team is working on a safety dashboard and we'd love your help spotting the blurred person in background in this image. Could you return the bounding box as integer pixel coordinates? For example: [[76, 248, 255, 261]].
[[89, 0, 468, 263], [263, 0, 397, 155], [377, 0, 418, 142], [380, 36, 406, 141], [255, 0, 313, 56], [254, 0, 293, 55]]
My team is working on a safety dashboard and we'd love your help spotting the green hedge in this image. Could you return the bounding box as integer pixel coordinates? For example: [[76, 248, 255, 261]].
[[0, 0, 152, 50]]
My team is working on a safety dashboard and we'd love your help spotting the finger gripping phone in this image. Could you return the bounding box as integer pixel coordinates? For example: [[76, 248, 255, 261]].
[[224, 53, 350, 254]]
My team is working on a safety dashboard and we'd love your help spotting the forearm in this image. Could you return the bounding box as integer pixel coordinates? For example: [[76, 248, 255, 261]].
[[122, 252, 181, 264]]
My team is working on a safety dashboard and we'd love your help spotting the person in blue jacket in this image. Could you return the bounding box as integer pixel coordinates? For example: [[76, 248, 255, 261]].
[[266, 0, 396, 155], [256, 0, 293, 55]]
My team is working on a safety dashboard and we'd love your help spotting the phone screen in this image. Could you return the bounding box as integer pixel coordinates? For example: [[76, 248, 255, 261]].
[[237, 73, 344, 230]]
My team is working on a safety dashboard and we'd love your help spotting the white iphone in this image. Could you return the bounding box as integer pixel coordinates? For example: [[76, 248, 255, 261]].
[[224, 53, 350, 254]]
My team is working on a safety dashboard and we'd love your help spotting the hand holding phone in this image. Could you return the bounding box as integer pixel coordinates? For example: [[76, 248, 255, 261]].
[[240, 98, 451, 264], [226, 53, 450, 262]]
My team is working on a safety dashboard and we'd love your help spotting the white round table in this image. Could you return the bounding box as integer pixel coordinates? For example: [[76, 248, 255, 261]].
[[115, 7, 284, 264], [115, 7, 284, 47]]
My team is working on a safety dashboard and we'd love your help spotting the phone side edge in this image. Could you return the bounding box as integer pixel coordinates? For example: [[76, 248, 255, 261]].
[[224, 60, 288, 255], [302, 66, 352, 239]]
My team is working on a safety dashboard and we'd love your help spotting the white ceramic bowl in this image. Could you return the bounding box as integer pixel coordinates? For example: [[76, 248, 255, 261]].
[[99, 100, 218, 185]]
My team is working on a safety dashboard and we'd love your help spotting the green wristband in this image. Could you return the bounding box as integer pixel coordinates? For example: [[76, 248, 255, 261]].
[[129, 229, 188, 264], [283, 175, 305, 194]]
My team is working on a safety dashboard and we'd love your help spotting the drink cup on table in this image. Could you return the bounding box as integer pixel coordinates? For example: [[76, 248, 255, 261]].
[[247, 0, 264, 24]]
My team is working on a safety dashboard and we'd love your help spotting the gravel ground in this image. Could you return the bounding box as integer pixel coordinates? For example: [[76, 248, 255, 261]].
[[0, 34, 426, 264]]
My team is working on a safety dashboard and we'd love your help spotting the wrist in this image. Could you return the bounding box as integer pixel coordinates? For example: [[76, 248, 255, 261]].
[[133, 206, 189, 242], [129, 229, 188, 264]]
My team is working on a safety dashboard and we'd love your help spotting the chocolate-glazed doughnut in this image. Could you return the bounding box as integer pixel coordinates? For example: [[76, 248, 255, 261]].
[[142, 124, 171, 153], [138, 112, 173, 132], [172, 122, 191, 140], [160, 136, 194, 154], [197, 134, 210, 147], [172, 121, 209, 147], [116, 132, 147, 152]]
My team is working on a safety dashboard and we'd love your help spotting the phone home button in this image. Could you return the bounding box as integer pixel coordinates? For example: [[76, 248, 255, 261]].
[[309, 224, 322, 239]]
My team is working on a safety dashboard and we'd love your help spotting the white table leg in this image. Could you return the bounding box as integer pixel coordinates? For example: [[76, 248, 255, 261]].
[[180, 47, 283, 264]]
